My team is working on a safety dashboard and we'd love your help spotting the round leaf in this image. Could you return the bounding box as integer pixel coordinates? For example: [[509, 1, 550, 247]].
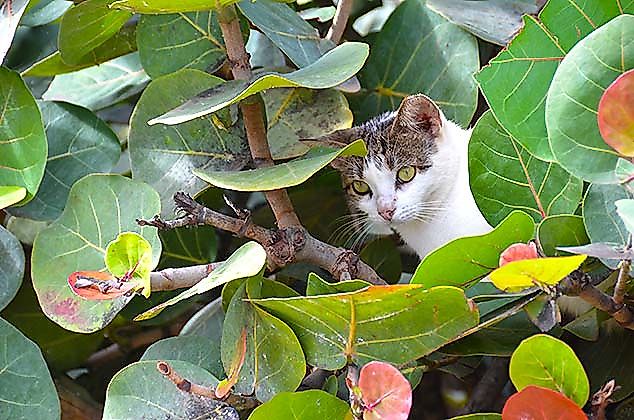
[[358, 361, 412, 420], [141, 335, 224, 379], [158, 225, 217, 268], [598, 69, 634, 156], [9, 101, 121, 221], [0, 226, 24, 311], [537, 215, 589, 257], [547, 15, 634, 183], [0, 68, 47, 205], [469, 111, 582, 225], [499, 243, 538, 266], [247, 390, 352, 420], [616, 199, 634, 237], [32, 174, 161, 333], [490, 255, 586, 292], [0, 317, 60, 419], [180, 296, 225, 338], [129, 68, 247, 216], [350, 0, 478, 126], [510, 334, 589, 406], [105, 232, 153, 297], [502, 385, 586, 420]]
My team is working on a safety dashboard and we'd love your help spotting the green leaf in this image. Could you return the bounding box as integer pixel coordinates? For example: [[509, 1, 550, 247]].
[[0, 0, 29, 62], [141, 335, 224, 379], [8, 101, 121, 221], [137, 12, 228, 78], [0, 68, 47, 205], [469, 111, 582, 225], [547, 15, 634, 183], [476, 0, 633, 161], [349, 0, 479, 126], [0, 226, 24, 311], [563, 309, 599, 342], [0, 187, 26, 210], [510, 334, 589, 406], [537, 215, 589, 257], [180, 297, 225, 338], [264, 87, 353, 160], [247, 390, 352, 420], [24, 24, 137, 77], [583, 183, 631, 269], [427, 0, 542, 46], [158, 225, 217, 268], [221, 278, 305, 402], [253, 285, 479, 369], [58, 0, 132, 65], [42, 52, 150, 111], [134, 241, 266, 321], [102, 360, 226, 420], [359, 238, 402, 283], [20, 0, 71, 27], [411, 211, 535, 289], [129, 69, 247, 216], [616, 199, 634, 238], [0, 318, 60, 419], [31, 174, 161, 333], [490, 255, 586, 292], [238, 0, 335, 68], [305, 273, 369, 296], [194, 140, 366, 192], [149, 42, 369, 125], [110, 0, 235, 13], [105, 232, 153, 297]]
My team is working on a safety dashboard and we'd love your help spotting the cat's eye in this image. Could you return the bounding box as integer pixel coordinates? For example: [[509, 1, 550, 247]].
[[351, 180, 370, 195], [397, 166, 416, 183]]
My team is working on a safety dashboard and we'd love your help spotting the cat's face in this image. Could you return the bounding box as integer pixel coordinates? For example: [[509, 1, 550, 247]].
[[322, 95, 450, 237]]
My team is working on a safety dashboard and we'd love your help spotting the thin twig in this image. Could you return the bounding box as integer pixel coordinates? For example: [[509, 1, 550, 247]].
[[326, 0, 354, 43], [613, 234, 632, 305]]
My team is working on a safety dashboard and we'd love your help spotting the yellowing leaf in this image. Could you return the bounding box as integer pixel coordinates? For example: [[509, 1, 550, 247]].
[[490, 255, 587, 292]]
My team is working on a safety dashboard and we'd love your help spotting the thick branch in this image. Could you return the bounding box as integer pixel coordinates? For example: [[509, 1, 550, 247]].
[[326, 0, 354, 43], [150, 263, 222, 291], [216, 5, 300, 228]]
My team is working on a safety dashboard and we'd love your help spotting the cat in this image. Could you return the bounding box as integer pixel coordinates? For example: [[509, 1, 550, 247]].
[[319, 94, 491, 259]]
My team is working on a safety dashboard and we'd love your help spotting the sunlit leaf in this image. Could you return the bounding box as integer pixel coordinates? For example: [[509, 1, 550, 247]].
[[306, 273, 369, 296], [247, 390, 352, 420], [490, 255, 586, 292], [105, 232, 153, 297], [503, 386, 586, 419], [0, 187, 26, 210], [616, 199, 634, 238]]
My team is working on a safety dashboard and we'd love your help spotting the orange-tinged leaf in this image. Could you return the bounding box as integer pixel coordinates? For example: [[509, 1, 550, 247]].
[[499, 243, 538, 266], [502, 386, 586, 420], [490, 255, 587, 292], [68, 271, 136, 300], [359, 361, 412, 420], [598, 69, 634, 157], [215, 328, 247, 398]]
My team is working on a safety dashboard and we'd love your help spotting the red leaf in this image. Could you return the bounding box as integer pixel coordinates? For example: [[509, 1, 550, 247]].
[[68, 271, 135, 300], [358, 361, 412, 420], [502, 386, 587, 420], [499, 242, 539, 267], [215, 328, 247, 398], [598, 69, 634, 157]]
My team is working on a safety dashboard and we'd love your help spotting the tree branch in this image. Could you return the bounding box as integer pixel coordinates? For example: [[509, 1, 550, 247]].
[[326, 0, 354, 43], [613, 234, 631, 305], [150, 263, 222, 292]]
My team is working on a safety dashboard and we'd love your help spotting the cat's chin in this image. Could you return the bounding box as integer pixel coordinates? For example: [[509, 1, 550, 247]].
[[367, 220, 394, 236]]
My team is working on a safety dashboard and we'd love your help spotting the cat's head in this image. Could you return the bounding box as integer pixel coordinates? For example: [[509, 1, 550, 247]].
[[317, 94, 460, 236]]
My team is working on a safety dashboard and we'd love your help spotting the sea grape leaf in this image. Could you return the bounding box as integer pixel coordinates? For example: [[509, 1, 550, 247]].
[[264, 87, 353, 160], [616, 199, 634, 238], [24, 24, 137, 77], [0, 317, 60, 419], [158, 225, 217, 268], [149, 42, 369, 125], [0, 68, 47, 205], [306, 273, 370, 296], [0, 187, 26, 210], [253, 285, 479, 369], [248, 390, 352, 420], [490, 255, 586, 292], [42, 53, 150, 111], [358, 361, 412, 420], [58, 0, 132, 65], [31, 174, 161, 333], [476, 0, 634, 162], [537, 215, 589, 257], [194, 140, 366, 192], [246, 29, 286, 69], [349, 0, 479, 126], [105, 232, 153, 297], [221, 278, 305, 402], [547, 15, 634, 183], [128, 69, 248, 216], [20, 0, 71, 27], [469, 111, 582, 225], [598, 69, 634, 156], [102, 361, 226, 420], [510, 334, 589, 406], [563, 309, 599, 342], [0, 0, 29, 62], [134, 242, 266, 321], [502, 386, 586, 420], [299, 6, 336, 23], [141, 335, 224, 379], [0, 226, 24, 311], [426, 0, 544, 46], [180, 297, 224, 338], [558, 243, 633, 261], [8, 101, 121, 221], [411, 211, 534, 289], [238, 0, 335, 68], [137, 11, 228, 78], [110, 0, 250, 13]]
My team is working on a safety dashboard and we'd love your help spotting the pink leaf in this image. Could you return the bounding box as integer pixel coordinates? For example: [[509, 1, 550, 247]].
[[598, 69, 634, 157], [68, 271, 135, 300], [499, 242, 539, 267], [502, 385, 586, 420], [358, 361, 412, 420]]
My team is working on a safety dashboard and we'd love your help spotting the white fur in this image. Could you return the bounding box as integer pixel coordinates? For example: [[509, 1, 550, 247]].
[[357, 116, 492, 258]]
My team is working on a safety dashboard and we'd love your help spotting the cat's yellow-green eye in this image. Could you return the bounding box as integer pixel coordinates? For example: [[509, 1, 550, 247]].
[[351, 180, 370, 195], [397, 166, 416, 183]]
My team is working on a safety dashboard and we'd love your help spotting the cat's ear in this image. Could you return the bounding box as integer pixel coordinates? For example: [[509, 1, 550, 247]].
[[390, 94, 442, 137]]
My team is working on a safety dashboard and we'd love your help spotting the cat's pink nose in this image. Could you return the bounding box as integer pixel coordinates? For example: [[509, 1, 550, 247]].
[[378, 205, 395, 221]]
